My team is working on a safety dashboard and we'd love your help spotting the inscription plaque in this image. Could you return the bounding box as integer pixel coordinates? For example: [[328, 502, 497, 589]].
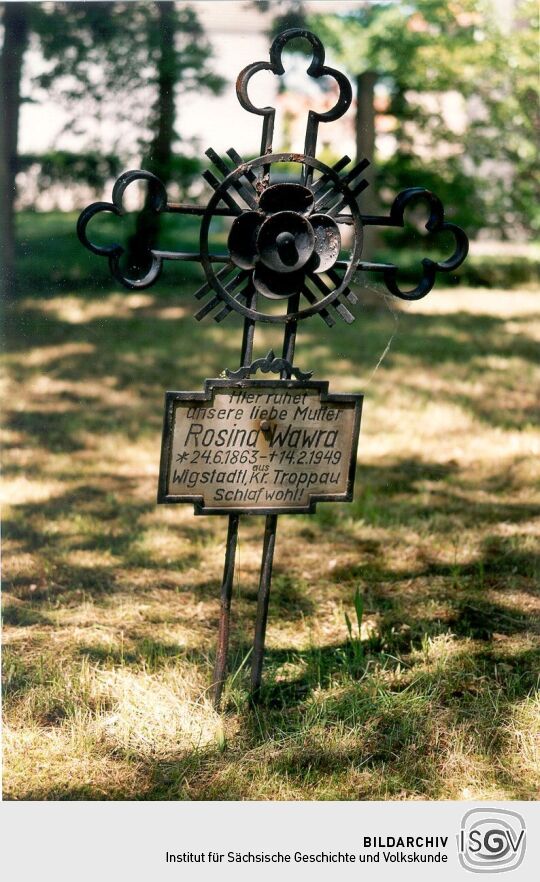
[[158, 379, 362, 515]]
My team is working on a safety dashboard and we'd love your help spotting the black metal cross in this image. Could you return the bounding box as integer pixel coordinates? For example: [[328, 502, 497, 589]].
[[77, 28, 468, 707]]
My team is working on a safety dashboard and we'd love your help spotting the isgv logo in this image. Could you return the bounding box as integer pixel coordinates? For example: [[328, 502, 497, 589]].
[[458, 808, 526, 873]]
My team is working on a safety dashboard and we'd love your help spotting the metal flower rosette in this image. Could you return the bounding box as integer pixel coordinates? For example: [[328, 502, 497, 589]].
[[77, 29, 468, 705]]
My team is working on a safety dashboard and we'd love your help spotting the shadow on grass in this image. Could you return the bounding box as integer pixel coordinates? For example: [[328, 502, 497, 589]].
[[4, 214, 539, 800], [4, 273, 540, 440], [1, 604, 52, 627], [18, 640, 536, 801], [349, 459, 540, 529], [77, 638, 196, 669], [230, 598, 539, 714]]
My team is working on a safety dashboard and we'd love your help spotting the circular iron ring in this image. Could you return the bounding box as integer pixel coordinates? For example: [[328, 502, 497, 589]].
[[199, 153, 363, 324]]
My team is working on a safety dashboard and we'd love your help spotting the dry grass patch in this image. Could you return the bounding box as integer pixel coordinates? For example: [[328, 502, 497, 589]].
[[2, 267, 539, 800]]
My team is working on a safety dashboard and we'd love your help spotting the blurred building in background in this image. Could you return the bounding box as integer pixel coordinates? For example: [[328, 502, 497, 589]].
[[17, 2, 362, 210], [11, 0, 536, 250]]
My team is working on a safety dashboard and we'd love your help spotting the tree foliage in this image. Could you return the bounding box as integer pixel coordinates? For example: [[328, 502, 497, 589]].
[[307, 0, 538, 237], [463, 0, 539, 236], [27, 2, 224, 167], [18, 150, 122, 198], [0, 1, 224, 295]]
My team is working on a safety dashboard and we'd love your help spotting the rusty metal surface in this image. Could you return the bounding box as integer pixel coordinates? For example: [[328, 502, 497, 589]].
[[250, 514, 278, 701], [224, 349, 313, 381], [77, 28, 469, 313], [211, 513, 239, 706], [75, 26, 470, 706]]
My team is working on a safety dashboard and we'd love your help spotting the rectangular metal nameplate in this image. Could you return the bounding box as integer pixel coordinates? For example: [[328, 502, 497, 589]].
[[158, 379, 362, 515]]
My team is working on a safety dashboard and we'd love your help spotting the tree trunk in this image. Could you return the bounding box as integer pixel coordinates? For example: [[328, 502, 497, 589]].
[[355, 70, 380, 258], [0, 3, 29, 299], [128, 1, 176, 270]]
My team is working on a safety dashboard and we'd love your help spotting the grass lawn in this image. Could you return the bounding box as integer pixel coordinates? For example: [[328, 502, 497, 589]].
[[2, 212, 539, 800]]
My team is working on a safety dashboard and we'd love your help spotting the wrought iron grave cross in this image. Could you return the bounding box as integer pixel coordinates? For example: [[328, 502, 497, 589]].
[[77, 28, 469, 706]]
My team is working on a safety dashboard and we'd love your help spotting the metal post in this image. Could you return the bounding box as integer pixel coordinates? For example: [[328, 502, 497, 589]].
[[212, 286, 256, 708], [249, 292, 298, 701], [280, 292, 300, 375], [211, 513, 239, 706], [250, 513, 278, 699]]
